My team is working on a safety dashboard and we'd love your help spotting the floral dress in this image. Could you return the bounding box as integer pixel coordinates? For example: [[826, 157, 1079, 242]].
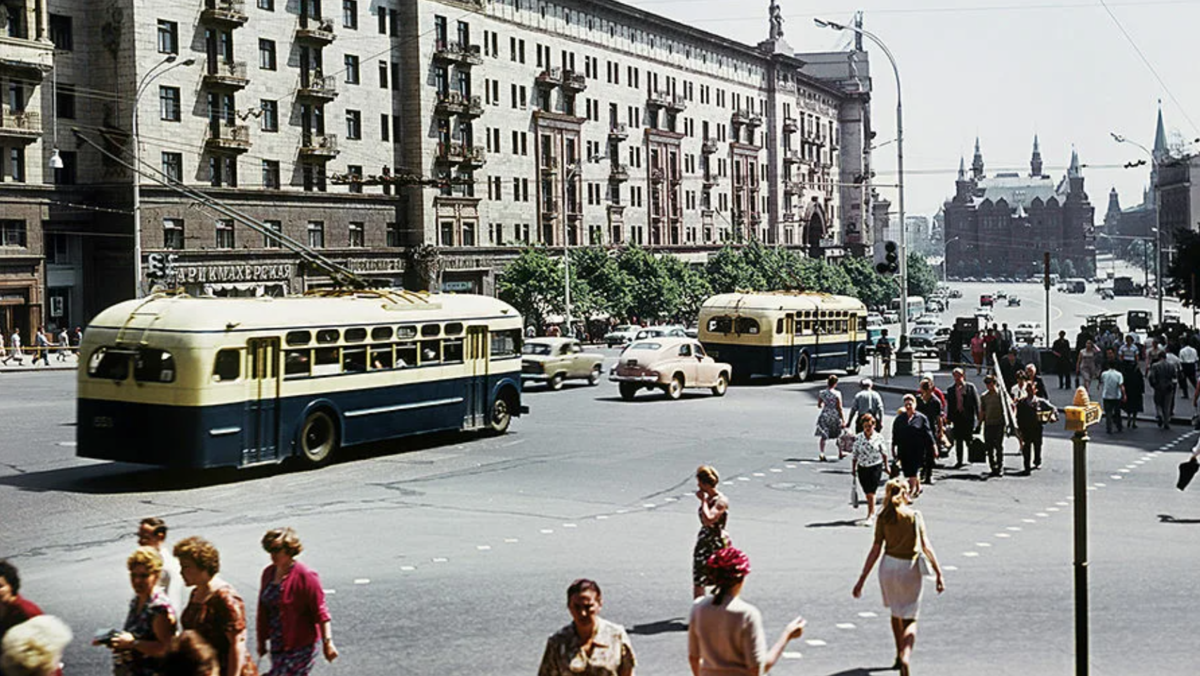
[[260, 579, 318, 676], [692, 494, 729, 587], [181, 585, 258, 676], [814, 388, 844, 439], [119, 590, 176, 676]]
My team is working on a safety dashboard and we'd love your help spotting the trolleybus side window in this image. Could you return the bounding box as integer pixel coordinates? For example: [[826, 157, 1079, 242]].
[[420, 340, 441, 364], [707, 316, 733, 334], [284, 350, 310, 377], [443, 338, 464, 363], [371, 327, 393, 341], [395, 342, 417, 367], [490, 329, 521, 359], [316, 329, 340, 344], [313, 347, 340, 376], [133, 349, 176, 383], [776, 318, 784, 334], [734, 317, 759, 335], [344, 347, 368, 373], [370, 344, 394, 370], [421, 324, 441, 337], [344, 328, 368, 343], [444, 322, 464, 336], [286, 330, 311, 346], [397, 326, 418, 340], [88, 347, 131, 380], [213, 349, 241, 381]]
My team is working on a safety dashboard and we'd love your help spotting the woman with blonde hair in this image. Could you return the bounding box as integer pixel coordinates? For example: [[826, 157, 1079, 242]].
[[95, 546, 178, 675], [692, 466, 730, 599], [1, 615, 72, 676], [852, 479, 946, 676], [256, 528, 337, 676], [174, 537, 257, 676]]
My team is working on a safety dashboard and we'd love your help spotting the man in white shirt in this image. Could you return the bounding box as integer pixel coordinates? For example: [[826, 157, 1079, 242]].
[[1179, 341, 1197, 400], [1, 330, 22, 365], [137, 517, 185, 613]]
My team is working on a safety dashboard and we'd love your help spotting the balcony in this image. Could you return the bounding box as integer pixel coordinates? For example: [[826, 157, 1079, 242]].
[[783, 149, 802, 165], [701, 139, 718, 155], [646, 91, 670, 108], [783, 180, 802, 196], [202, 60, 249, 89], [297, 74, 338, 101], [541, 200, 559, 218], [536, 67, 562, 87], [461, 146, 486, 168], [731, 110, 763, 127], [205, 121, 251, 153], [0, 110, 42, 141], [201, 0, 248, 26], [702, 173, 718, 188], [432, 40, 483, 66], [434, 91, 483, 117], [650, 168, 664, 184], [540, 156, 559, 173], [666, 94, 687, 112], [562, 70, 587, 92], [435, 141, 467, 163], [783, 117, 798, 133], [608, 123, 628, 141], [299, 133, 339, 159], [0, 40, 53, 78], [295, 16, 336, 44], [609, 164, 629, 182]]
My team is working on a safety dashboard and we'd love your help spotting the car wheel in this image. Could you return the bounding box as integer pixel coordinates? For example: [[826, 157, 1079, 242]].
[[665, 374, 684, 400], [587, 365, 602, 386], [489, 395, 512, 434], [711, 372, 728, 397], [549, 373, 565, 391], [299, 409, 338, 467], [619, 382, 639, 401], [796, 353, 811, 381]]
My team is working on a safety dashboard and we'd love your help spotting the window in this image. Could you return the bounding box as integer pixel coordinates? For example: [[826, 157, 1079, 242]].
[[348, 222, 364, 247], [49, 14, 73, 50], [0, 220, 27, 247], [8, 148, 24, 183], [439, 221, 454, 246], [386, 222, 400, 247], [87, 347, 130, 380], [378, 61, 388, 88], [380, 114, 389, 141], [262, 160, 280, 189], [159, 86, 180, 121], [263, 220, 282, 247], [157, 20, 178, 54], [347, 165, 362, 193], [258, 0, 274, 10], [54, 151, 76, 185], [215, 219, 235, 248], [344, 54, 359, 83], [377, 6, 386, 33], [55, 84, 75, 119], [286, 330, 312, 346], [345, 110, 361, 139], [307, 221, 325, 248], [342, 0, 357, 28], [258, 39, 276, 70], [212, 349, 241, 381], [132, 348, 175, 383], [163, 218, 184, 250], [161, 152, 182, 182], [490, 329, 521, 359], [208, 155, 237, 188]]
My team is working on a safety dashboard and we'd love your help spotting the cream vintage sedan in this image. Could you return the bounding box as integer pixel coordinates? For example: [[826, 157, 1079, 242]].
[[610, 337, 732, 400], [521, 338, 606, 390]]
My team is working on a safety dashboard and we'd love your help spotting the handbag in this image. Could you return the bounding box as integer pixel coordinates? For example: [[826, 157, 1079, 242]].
[[850, 478, 860, 507]]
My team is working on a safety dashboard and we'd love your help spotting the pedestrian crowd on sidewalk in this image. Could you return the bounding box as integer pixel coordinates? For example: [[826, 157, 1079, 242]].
[[0, 519, 338, 676], [0, 327, 81, 367]]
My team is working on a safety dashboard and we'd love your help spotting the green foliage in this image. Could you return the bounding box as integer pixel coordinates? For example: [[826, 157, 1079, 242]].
[[617, 245, 682, 322], [1060, 258, 1077, 279], [495, 248, 564, 328], [1165, 229, 1200, 308], [906, 253, 939, 299], [839, 256, 895, 308]]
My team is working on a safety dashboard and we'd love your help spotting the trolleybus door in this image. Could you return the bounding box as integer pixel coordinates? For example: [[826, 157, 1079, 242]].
[[463, 327, 488, 429], [244, 338, 281, 464], [780, 313, 796, 377]]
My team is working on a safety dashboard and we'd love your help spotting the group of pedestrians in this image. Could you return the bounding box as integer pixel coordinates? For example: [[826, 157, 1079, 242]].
[[0, 327, 80, 367], [0, 519, 338, 676]]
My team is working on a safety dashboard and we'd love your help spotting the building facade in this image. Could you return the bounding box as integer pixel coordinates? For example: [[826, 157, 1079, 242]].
[[3, 0, 875, 334], [944, 137, 1096, 279]]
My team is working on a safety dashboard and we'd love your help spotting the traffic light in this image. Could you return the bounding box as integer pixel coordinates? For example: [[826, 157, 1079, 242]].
[[874, 240, 900, 276]]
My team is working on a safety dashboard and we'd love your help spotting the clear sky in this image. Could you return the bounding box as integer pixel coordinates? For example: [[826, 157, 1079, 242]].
[[622, 0, 1200, 221]]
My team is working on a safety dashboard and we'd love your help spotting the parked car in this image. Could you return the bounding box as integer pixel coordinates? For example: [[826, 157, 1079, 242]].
[[1014, 321, 1042, 344], [610, 337, 732, 400], [909, 324, 951, 355], [1007, 295, 1021, 307], [993, 289, 1007, 299], [521, 338, 606, 390], [882, 311, 900, 323], [603, 324, 642, 347], [980, 294, 995, 308]]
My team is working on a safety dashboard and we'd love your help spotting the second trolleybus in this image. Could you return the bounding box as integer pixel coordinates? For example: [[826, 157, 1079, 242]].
[[77, 290, 526, 469], [697, 292, 870, 381]]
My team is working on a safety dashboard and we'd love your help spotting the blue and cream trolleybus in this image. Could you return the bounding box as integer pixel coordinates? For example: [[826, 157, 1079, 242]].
[[77, 290, 525, 469], [697, 292, 869, 381]]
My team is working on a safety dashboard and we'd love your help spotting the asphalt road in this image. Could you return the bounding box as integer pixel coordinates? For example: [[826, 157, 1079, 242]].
[[1, 347, 1198, 675]]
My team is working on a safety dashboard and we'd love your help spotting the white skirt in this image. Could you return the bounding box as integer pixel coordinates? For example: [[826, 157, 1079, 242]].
[[879, 554, 924, 619]]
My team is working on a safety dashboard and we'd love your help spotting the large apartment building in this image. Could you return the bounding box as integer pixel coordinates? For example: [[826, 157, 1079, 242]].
[[0, 0, 874, 336]]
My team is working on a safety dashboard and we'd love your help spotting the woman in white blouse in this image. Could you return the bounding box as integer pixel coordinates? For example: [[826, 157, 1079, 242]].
[[851, 413, 889, 524]]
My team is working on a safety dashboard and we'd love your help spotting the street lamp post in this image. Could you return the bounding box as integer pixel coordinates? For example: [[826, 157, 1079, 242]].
[[942, 236, 961, 284], [815, 18, 912, 374], [1111, 132, 1163, 323], [132, 55, 195, 298]]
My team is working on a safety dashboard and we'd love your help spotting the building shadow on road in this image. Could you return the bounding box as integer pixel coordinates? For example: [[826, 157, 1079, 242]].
[[806, 519, 864, 528], [826, 668, 891, 675], [934, 472, 989, 482], [1158, 514, 1200, 524], [627, 617, 688, 636]]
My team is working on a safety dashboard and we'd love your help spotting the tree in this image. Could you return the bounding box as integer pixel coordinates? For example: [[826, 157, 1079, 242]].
[[905, 252, 939, 299], [1165, 228, 1200, 308], [792, 256, 855, 295], [569, 247, 631, 320], [658, 255, 712, 320], [496, 248, 562, 329], [705, 245, 764, 293], [617, 245, 682, 322], [1060, 258, 1077, 279], [838, 256, 895, 309]]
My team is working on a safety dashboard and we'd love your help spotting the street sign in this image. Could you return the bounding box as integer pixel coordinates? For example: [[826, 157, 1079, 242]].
[[1064, 387, 1102, 431]]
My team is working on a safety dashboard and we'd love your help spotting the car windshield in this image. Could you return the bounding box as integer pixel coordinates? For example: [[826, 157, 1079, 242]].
[[522, 343, 552, 356], [629, 342, 662, 351]]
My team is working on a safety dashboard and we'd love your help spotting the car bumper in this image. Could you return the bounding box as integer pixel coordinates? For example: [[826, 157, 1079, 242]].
[[521, 373, 550, 382], [610, 375, 660, 383]]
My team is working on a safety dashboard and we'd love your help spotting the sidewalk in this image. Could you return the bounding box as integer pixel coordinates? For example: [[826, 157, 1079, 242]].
[[0, 353, 79, 373]]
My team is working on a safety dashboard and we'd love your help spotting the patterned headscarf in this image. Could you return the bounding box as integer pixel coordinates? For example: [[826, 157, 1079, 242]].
[[706, 547, 751, 588]]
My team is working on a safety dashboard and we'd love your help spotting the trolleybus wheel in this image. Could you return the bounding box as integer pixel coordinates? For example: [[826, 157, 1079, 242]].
[[796, 353, 812, 382], [489, 395, 512, 434], [665, 374, 684, 400], [711, 372, 729, 397], [299, 410, 338, 466]]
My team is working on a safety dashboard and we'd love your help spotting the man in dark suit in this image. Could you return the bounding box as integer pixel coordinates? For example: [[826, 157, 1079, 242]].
[[945, 367, 981, 468], [999, 350, 1022, 391]]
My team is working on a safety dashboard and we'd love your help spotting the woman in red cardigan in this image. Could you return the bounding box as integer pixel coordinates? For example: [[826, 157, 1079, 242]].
[[256, 528, 338, 676]]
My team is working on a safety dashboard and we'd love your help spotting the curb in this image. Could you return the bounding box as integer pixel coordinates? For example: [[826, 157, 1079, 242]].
[[0, 366, 78, 373]]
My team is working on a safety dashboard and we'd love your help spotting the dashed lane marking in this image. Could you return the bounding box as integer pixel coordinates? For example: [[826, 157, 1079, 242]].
[[503, 538, 519, 543], [770, 468, 784, 473], [1094, 483, 1107, 488], [1022, 518, 1037, 523], [753, 472, 766, 477], [476, 545, 491, 551], [786, 464, 798, 469], [663, 497, 677, 502], [975, 542, 992, 548], [943, 565, 959, 571], [595, 516, 609, 520], [782, 651, 803, 660], [1046, 507, 1060, 512], [540, 529, 554, 534], [643, 503, 657, 508], [962, 552, 980, 557], [994, 533, 1011, 538], [432, 558, 448, 563], [857, 611, 878, 618], [836, 623, 856, 630], [1006, 526, 1023, 532], [323, 589, 336, 594], [354, 578, 370, 584], [737, 477, 751, 482], [1111, 475, 1123, 480], [1035, 513, 1049, 517], [1120, 468, 1132, 473], [804, 640, 827, 647], [1087, 487, 1098, 491], [399, 566, 416, 572], [1056, 502, 1070, 506], [563, 523, 578, 528]]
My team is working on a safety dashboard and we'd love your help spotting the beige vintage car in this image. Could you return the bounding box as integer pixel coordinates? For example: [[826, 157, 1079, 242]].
[[610, 337, 732, 400], [521, 338, 606, 390]]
